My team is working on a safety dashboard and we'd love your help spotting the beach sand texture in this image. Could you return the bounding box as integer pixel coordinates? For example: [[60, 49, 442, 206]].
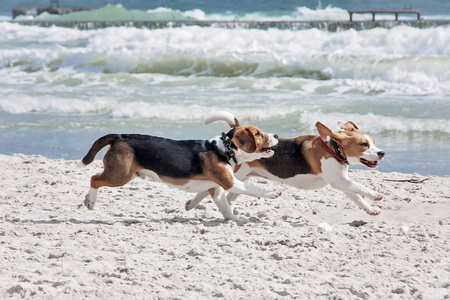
[[1, 154, 449, 299]]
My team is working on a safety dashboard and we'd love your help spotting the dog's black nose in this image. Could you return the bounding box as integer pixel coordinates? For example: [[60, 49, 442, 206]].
[[378, 151, 385, 158], [274, 134, 279, 139]]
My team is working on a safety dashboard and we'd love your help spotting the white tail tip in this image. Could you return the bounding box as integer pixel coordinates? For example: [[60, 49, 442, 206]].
[[204, 111, 237, 127]]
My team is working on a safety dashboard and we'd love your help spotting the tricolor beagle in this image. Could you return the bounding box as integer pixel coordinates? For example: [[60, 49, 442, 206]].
[[186, 113, 386, 215], [78, 114, 279, 221]]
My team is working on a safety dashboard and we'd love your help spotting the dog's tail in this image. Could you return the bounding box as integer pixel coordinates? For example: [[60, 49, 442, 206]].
[[204, 111, 240, 127], [77, 134, 117, 167]]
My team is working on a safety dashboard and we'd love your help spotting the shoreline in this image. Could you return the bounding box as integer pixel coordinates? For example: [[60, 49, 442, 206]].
[[1, 153, 449, 299]]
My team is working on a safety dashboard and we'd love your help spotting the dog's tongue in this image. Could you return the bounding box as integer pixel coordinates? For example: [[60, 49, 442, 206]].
[[362, 158, 378, 168], [262, 148, 273, 154]]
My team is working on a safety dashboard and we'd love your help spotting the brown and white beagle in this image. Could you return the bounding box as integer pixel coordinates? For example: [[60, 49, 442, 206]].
[[186, 112, 386, 216], [78, 112, 279, 221]]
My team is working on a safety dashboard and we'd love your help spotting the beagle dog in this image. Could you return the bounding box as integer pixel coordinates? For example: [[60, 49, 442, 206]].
[[186, 112, 385, 215], [78, 113, 279, 221]]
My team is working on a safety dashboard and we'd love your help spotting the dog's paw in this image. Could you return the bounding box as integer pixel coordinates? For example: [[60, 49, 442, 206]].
[[374, 193, 384, 201], [185, 200, 193, 211], [266, 191, 282, 199], [185, 199, 203, 211], [84, 195, 95, 210], [364, 192, 384, 201], [366, 207, 381, 216]]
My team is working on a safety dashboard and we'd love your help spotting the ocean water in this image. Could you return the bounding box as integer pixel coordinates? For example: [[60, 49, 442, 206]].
[[0, 1, 449, 176]]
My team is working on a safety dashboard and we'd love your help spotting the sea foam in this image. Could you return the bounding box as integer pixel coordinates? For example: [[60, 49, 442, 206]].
[[1, 23, 449, 91]]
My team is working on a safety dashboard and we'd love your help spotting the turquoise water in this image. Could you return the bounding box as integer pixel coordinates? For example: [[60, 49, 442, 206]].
[[2, 0, 450, 20]]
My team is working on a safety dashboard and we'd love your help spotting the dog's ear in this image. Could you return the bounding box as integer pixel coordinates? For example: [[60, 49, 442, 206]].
[[338, 121, 359, 131], [316, 122, 349, 145], [316, 122, 333, 138], [232, 128, 257, 153]]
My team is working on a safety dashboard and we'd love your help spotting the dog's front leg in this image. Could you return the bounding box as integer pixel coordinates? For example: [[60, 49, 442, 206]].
[[226, 192, 240, 211], [349, 181, 384, 201], [323, 173, 382, 215], [226, 175, 251, 213], [210, 187, 236, 220], [325, 175, 383, 201], [185, 190, 209, 211], [344, 192, 381, 215]]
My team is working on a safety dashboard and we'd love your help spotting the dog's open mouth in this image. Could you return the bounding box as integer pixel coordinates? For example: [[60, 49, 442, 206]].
[[361, 158, 379, 168], [261, 148, 274, 155]]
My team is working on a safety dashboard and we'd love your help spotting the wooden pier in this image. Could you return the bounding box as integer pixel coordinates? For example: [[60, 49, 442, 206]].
[[348, 9, 421, 22]]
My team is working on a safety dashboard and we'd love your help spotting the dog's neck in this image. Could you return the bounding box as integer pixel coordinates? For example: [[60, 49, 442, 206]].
[[209, 131, 238, 165], [220, 131, 237, 164], [319, 136, 349, 165]]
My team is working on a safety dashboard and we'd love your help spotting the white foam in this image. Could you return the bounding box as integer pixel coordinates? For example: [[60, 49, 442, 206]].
[[1, 22, 449, 93], [295, 6, 349, 21], [111, 102, 299, 121], [0, 21, 449, 138], [0, 95, 113, 114]]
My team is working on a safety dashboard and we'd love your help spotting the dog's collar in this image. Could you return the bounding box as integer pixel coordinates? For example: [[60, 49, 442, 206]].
[[221, 132, 238, 164], [319, 136, 349, 165]]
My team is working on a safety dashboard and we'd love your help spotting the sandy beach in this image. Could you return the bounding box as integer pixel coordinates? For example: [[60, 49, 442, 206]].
[[0, 153, 449, 299]]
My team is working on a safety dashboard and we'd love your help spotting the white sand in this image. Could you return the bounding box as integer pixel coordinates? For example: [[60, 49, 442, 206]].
[[1, 154, 449, 299]]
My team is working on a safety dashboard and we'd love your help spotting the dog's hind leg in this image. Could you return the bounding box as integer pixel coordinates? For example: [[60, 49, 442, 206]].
[[84, 187, 98, 210], [228, 179, 281, 199], [84, 168, 136, 210], [83, 172, 103, 210]]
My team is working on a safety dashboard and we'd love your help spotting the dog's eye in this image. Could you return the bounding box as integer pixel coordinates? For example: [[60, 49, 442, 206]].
[[255, 132, 260, 137], [361, 143, 369, 148]]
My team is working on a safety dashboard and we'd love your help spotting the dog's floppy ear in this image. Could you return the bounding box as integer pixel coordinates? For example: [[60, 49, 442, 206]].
[[316, 122, 333, 138], [231, 128, 257, 153], [338, 121, 359, 131], [316, 122, 349, 145]]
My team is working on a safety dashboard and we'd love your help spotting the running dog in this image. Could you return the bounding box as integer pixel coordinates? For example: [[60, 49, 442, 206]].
[[78, 115, 279, 221], [186, 112, 385, 215]]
